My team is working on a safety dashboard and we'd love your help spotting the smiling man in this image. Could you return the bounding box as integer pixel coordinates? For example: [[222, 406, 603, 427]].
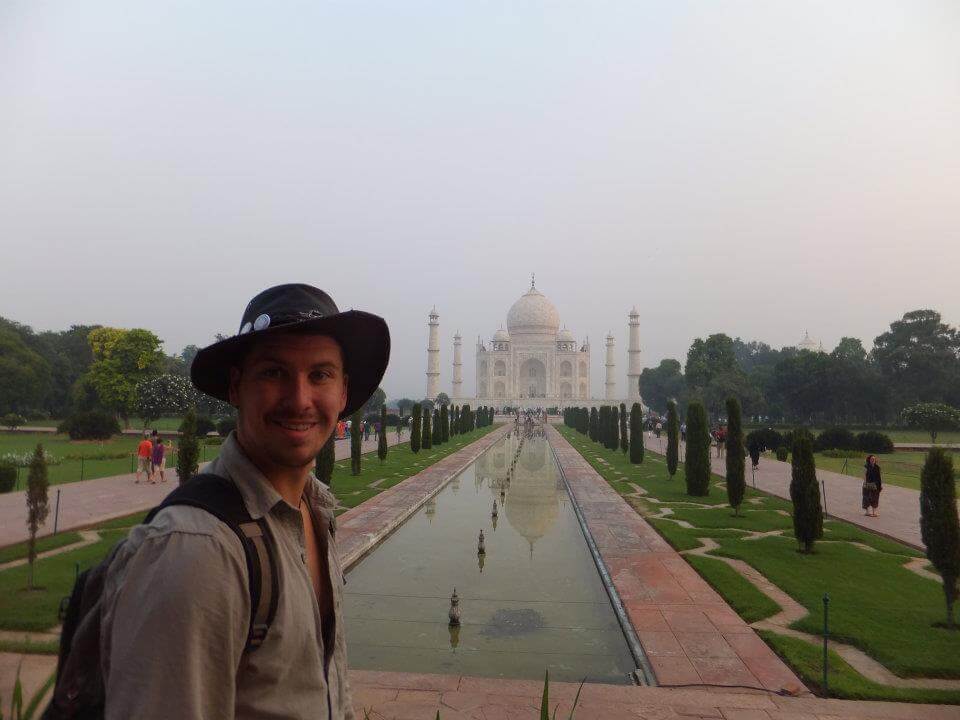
[[98, 284, 390, 720]]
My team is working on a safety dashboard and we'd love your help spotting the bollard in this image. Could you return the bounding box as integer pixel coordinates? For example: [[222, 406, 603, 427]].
[[53, 488, 62, 535], [822, 593, 830, 697], [80, 456, 85, 482], [821, 479, 828, 516]]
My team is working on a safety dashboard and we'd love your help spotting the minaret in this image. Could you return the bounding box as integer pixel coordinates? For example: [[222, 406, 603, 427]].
[[605, 332, 616, 400], [627, 307, 642, 400], [426, 307, 440, 400], [452, 332, 463, 399]]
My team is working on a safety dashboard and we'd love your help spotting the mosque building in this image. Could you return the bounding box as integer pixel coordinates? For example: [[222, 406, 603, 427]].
[[426, 277, 644, 410]]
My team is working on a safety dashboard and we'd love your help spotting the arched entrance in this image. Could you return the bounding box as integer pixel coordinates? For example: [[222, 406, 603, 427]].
[[519, 358, 546, 398]]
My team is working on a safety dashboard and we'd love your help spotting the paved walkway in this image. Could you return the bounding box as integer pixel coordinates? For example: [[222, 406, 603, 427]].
[[642, 433, 935, 550], [0, 432, 406, 548], [547, 426, 804, 694]]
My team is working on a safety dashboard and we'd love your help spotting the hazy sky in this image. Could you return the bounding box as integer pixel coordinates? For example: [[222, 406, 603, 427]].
[[1, 1, 958, 401]]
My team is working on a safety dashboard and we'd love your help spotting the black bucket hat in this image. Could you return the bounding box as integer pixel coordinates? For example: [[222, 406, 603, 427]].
[[190, 283, 390, 419]]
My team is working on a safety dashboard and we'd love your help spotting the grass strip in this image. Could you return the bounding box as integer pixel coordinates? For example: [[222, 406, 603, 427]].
[[0, 532, 83, 565], [0, 637, 59, 655], [685, 553, 780, 623]]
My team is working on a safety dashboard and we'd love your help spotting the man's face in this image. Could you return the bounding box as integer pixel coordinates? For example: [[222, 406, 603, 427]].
[[228, 333, 348, 475]]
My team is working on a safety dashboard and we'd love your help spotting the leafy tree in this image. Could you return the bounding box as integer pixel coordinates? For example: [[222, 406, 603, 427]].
[[685, 334, 738, 392], [180, 344, 201, 368], [440, 404, 449, 443], [435, 392, 451, 408], [26, 443, 50, 590], [684, 402, 710, 496], [410, 404, 422, 453], [619, 402, 628, 453], [789, 430, 823, 553], [0, 325, 51, 414], [422, 407, 433, 450], [420, 398, 435, 415], [725, 397, 746, 516], [2, 412, 25, 430], [83, 327, 165, 424], [32, 323, 98, 416], [902, 403, 960, 444], [919, 449, 960, 628], [176, 408, 200, 485], [873, 310, 960, 407], [703, 369, 759, 420], [629, 403, 644, 464], [589, 407, 598, 442], [351, 409, 362, 475], [377, 406, 388, 463], [135, 374, 197, 426], [316, 432, 336, 486], [361, 387, 387, 416], [666, 400, 679, 478], [57, 410, 120, 440], [639, 359, 686, 414]]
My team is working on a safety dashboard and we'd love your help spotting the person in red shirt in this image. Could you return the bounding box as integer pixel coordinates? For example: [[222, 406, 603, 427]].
[[135, 432, 152, 484]]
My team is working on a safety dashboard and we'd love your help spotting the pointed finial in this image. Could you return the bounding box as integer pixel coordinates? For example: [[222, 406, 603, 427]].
[[531, 272, 535, 289]]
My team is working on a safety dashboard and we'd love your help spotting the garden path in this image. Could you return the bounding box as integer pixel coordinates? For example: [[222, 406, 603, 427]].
[[0, 432, 404, 548]]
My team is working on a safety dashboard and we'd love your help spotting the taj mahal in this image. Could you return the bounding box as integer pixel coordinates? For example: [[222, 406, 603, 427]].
[[425, 277, 644, 410]]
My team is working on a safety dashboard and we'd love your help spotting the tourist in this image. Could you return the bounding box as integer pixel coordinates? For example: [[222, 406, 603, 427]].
[[655, 421, 662, 438], [364, 420, 370, 441], [135, 431, 152, 484], [96, 283, 390, 719], [863, 454, 882, 517], [680, 423, 687, 443], [149, 438, 168, 484]]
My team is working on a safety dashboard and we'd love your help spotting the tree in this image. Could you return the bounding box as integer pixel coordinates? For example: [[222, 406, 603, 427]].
[[459, 404, 472, 434], [450, 405, 459, 436], [639, 359, 686, 414], [410, 404, 422, 453], [629, 403, 644, 464], [176, 408, 200, 485], [377, 406, 389, 462], [684, 402, 710, 496], [2, 412, 25, 430], [619, 403, 628, 453], [903, 403, 960, 444], [422, 407, 433, 450], [435, 392, 451, 408], [789, 430, 823, 553], [589, 407, 598, 442], [316, 432, 336, 485], [351, 409, 362, 475], [608, 406, 619, 451], [0, 325, 51, 414], [666, 400, 679, 479], [83, 327, 165, 424], [685, 334, 738, 392], [919, 449, 960, 628], [180, 344, 201, 368], [135, 374, 197, 426], [26, 443, 49, 590], [431, 409, 441, 445], [396, 398, 415, 420], [440, 404, 450, 443], [725, 397, 746, 516], [873, 310, 960, 407]]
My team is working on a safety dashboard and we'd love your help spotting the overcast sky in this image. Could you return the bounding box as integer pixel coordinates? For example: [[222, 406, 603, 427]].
[[1, 1, 958, 401]]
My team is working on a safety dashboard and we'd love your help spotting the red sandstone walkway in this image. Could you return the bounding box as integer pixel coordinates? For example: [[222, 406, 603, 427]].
[[641, 433, 942, 550], [547, 425, 803, 694], [0, 432, 405, 548]]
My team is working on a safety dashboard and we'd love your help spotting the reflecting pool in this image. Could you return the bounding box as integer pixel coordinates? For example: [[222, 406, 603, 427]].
[[343, 431, 637, 684]]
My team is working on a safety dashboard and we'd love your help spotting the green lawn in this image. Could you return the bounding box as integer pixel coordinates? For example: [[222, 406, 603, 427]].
[[0, 426, 500, 633], [0, 532, 83, 565], [556, 425, 958, 700], [0, 431, 222, 488], [744, 425, 960, 446], [25, 416, 186, 431], [813, 451, 957, 492]]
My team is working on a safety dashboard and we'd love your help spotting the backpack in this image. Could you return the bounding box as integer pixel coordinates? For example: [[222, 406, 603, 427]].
[[42, 473, 279, 720]]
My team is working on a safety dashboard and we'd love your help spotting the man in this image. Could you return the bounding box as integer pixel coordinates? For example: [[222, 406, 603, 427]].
[[135, 431, 152, 484], [100, 284, 390, 719]]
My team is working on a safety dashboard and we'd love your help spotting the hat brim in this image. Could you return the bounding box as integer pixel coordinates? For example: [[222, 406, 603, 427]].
[[191, 310, 390, 420]]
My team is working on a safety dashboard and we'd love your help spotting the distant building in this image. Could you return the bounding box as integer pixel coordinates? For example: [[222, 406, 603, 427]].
[[796, 331, 825, 353]]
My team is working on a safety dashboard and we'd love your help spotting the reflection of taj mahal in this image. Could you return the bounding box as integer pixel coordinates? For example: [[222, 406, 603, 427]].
[[425, 276, 644, 410]]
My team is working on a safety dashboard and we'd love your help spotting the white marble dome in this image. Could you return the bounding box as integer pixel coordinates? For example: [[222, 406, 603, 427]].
[[557, 326, 575, 342], [507, 285, 560, 336], [492, 327, 511, 342]]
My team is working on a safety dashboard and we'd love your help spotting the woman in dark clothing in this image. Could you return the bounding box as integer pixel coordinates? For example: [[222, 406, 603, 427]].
[[862, 454, 882, 517]]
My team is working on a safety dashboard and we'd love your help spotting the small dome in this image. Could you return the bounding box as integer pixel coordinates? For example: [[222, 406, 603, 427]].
[[507, 284, 560, 337], [557, 327, 575, 342], [493, 328, 510, 342], [797, 331, 819, 352]]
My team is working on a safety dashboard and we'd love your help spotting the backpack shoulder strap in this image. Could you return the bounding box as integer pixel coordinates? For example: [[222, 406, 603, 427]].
[[147, 473, 279, 651]]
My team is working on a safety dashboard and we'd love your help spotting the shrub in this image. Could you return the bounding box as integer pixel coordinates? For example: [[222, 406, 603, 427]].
[[629, 403, 644, 464], [775, 445, 789, 461], [746, 427, 783, 454], [619, 403, 628, 453], [666, 400, 679, 478], [919, 449, 960, 628], [176, 409, 200, 485], [903, 402, 960, 444], [857, 431, 894, 454], [22, 409, 50, 422], [184, 415, 216, 437], [410, 404, 422, 453], [57, 411, 120, 440], [378, 407, 388, 463], [216, 417, 237, 437], [684, 402, 711, 496], [789, 430, 823, 553], [589, 407, 598, 442], [422, 408, 433, 450], [26, 443, 50, 589], [2, 412, 26, 430], [0, 461, 15, 493], [725, 398, 745, 516], [821, 449, 862, 459], [814, 427, 857, 452]]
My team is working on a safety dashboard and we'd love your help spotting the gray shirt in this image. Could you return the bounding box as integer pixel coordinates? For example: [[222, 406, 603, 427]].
[[101, 433, 355, 719]]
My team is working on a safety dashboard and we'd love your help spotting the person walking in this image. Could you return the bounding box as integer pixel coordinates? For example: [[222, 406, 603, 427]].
[[135, 432, 152, 484], [863, 454, 882, 517], [89, 283, 390, 719], [149, 438, 169, 484]]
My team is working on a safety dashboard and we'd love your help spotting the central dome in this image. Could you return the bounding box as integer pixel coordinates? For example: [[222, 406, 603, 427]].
[[507, 285, 560, 336]]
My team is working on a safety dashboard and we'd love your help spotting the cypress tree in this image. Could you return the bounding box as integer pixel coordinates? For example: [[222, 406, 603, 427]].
[[378, 406, 388, 462], [609, 406, 620, 451], [666, 400, 679, 479], [589, 407, 598, 442], [725, 397, 746, 516], [411, 404, 422, 453], [350, 409, 362, 475], [422, 407, 433, 450], [619, 403, 628, 453], [920, 449, 960, 627], [460, 404, 472, 433], [629, 403, 644, 464], [789, 430, 823, 553], [176, 407, 200, 486], [684, 402, 710, 496], [316, 432, 336, 486], [581, 407, 589, 435], [598, 407, 607, 446], [440, 405, 450, 443], [432, 409, 441, 445], [26, 443, 49, 590]]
